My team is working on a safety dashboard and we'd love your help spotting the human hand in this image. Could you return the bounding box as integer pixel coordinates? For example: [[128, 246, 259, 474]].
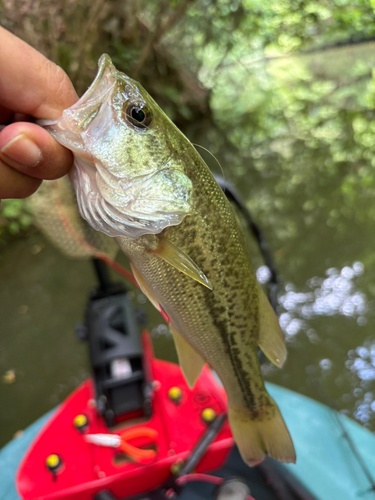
[[0, 27, 78, 200]]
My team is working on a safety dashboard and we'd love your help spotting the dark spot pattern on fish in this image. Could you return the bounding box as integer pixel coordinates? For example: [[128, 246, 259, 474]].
[[119, 147, 272, 420]]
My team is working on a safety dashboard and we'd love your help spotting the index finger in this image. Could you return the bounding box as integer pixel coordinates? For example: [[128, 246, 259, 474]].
[[0, 27, 78, 120]]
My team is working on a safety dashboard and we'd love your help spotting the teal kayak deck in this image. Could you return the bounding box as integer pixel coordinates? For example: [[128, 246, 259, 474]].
[[1, 384, 374, 500], [268, 384, 375, 500]]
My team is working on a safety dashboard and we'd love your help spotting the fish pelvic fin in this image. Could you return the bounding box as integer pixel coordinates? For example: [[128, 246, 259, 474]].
[[169, 321, 206, 388], [258, 285, 286, 368], [228, 398, 296, 466], [131, 260, 205, 387], [151, 237, 213, 290]]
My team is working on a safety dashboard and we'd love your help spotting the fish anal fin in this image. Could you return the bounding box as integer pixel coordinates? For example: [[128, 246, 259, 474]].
[[169, 322, 206, 388], [258, 286, 286, 368], [151, 238, 213, 290], [130, 262, 159, 311], [228, 399, 296, 466]]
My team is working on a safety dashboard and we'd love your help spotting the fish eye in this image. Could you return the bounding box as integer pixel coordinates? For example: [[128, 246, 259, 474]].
[[123, 102, 152, 130]]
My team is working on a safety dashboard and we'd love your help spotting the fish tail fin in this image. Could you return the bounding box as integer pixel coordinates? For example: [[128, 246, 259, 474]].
[[228, 398, 296, 466]]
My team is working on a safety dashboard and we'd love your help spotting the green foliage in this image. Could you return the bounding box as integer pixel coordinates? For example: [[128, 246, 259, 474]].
[[1, 0, 375, 267], [172, 1, 375, 283], [0, 199, 33, 239]]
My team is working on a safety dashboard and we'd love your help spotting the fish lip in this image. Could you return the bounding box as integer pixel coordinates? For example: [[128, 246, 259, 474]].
[[59, 55, 117, 136], [38, 56, 115, 130], [94, 54, 114, 86], [81, 54, 117, 104], [40, 55, 118, 158]]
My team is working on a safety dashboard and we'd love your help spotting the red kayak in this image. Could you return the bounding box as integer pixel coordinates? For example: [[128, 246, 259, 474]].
[[17, 333, 233, 500]]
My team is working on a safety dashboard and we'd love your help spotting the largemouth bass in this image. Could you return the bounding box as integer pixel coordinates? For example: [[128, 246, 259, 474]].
[[43, 55, 296, 466]]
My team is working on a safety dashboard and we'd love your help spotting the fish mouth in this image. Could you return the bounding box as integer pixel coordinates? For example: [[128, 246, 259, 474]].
[[40, 55, 118, 160]]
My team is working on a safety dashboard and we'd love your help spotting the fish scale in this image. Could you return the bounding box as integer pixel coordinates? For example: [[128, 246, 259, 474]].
[[42, 53, 296, 466], [117, 148, 272, 417]]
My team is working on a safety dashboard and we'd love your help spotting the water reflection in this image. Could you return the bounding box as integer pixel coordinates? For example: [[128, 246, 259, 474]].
[[260, 262, 367, 339], [347, 344, 375, 381], [151, 324, 171, 339], [345, 342, 375, 424], [258, 261, 375, 427]]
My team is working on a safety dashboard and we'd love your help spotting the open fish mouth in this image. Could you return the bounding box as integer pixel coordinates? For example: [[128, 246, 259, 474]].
[[41, 55, 193, 239], [39, 55, 118, 160]]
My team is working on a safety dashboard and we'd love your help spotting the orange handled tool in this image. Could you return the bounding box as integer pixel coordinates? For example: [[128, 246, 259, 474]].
[[85, 427, 158, 463]]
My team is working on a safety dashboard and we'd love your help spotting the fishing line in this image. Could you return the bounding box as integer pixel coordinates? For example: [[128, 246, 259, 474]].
[[194, 143, 226, 184]]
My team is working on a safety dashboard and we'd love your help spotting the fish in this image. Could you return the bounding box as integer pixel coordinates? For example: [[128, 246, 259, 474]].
[[41, 54, 296, 466]]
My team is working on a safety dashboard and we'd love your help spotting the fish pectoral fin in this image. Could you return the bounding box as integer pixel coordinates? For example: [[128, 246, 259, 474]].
[[169, 322, 206, 388], [258, 285, 287, 368], [151, 238, 213, 290], [130, 262, 160, 311]]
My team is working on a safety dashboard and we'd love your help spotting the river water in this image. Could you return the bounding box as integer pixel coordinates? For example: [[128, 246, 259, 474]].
[[1, 44, 375, 448], [0, 175, 374, 449]]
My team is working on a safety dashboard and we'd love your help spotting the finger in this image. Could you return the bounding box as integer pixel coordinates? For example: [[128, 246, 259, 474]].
[[0, 160, 41, 199], [0, 27, 78, 119], [0, 122, 74, 180]]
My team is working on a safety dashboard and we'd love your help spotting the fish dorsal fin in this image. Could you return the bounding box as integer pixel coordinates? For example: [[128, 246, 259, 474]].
[[151, 238, 213, 290], [169, 322, 206, 388], [258, 285, 286, 368], [130, 262, 160, 311]]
